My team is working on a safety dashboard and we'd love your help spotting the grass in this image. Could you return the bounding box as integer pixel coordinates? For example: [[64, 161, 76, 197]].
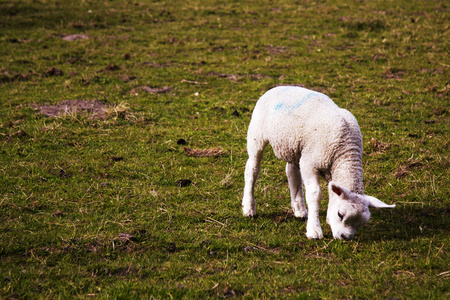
[[0, 0, 449, 298]]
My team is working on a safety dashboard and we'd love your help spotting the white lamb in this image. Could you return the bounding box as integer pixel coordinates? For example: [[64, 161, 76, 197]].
[[242, 86, 395, 240]]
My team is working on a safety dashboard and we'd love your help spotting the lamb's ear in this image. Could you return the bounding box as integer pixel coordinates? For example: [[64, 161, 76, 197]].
[[329, 181, 349, 199], [365, 195, 396, 208]]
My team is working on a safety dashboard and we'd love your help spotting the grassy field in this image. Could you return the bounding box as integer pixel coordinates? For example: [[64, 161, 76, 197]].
[[0, 0, 449, 298]]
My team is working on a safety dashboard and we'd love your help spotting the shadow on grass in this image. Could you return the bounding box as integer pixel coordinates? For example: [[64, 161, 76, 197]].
[[251, 206, 449, 242], [363, 205, 449, 241]]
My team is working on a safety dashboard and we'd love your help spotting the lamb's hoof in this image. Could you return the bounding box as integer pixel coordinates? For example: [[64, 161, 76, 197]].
[[242, 207, 256, 218], [306, 229, 323, 240], [293, 211, 307, 221]]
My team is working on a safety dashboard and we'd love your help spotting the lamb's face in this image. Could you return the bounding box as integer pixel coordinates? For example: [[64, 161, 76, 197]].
[[326, 182, 396, 239], [325, 182, 395, 239], [327, 201, 371, 240]]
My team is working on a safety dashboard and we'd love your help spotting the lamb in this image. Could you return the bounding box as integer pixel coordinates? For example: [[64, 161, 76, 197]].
[[242, 86, 395, 239]]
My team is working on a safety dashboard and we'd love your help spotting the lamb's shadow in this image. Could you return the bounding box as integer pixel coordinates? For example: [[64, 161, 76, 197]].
[[360, 205, 450, 242], [258, 206, 449, 242]]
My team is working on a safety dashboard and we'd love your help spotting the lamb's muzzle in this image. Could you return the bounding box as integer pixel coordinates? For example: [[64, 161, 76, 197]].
[[242, 86, 395, 239]]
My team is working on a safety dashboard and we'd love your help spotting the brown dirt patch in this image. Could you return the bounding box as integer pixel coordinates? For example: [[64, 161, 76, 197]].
[[31, 100, 110, 119], [184, 147, 224, 157]]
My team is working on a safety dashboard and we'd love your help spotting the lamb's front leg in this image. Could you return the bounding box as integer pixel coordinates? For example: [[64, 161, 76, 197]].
[[300, 162, 323, 239], [242, 144, 265, 217], [286, 163, 307, 220]]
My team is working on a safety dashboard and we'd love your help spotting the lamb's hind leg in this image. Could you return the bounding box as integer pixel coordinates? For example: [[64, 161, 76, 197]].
[[286, 162, 307, 220], [242, 139, 266, 217]]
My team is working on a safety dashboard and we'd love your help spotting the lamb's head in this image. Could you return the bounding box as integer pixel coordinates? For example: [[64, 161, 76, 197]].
[[326, 182, 395, 240]]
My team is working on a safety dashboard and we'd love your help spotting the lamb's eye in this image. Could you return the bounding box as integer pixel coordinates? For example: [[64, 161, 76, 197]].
[[338, 211, 344, 221]]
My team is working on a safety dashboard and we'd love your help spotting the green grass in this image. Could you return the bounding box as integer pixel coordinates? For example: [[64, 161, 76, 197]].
[[1, 0, 449, 298]]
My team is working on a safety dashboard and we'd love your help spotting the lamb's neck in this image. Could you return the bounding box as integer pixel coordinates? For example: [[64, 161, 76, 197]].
[[331, 155, 364, 194]]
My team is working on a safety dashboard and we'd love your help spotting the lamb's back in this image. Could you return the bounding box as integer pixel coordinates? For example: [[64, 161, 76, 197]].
[[253, 86, 358, 164]]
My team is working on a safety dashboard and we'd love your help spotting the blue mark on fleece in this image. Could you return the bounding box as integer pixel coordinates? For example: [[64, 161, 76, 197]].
[[273, 92, 320, 111]]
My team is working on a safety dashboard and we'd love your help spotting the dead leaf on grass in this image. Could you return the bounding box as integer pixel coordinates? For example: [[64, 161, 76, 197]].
[[118, 75, 136, 82], [305, 252, 334, 260], [184, 147, 224, 157], [101, 64, 120, 72], [6, 130, 28, 140], [181, 79, 209, 85], [52, 210, 65, 217], [369, 138, 390, 153], [116, 233, 136, 243], [140, 86, 172, 94], [45, 67, 63, 77], [142, 61, 170, 68], [266, 44, 287, 54], [395, 166, 409, 178], [382, 68, 406, 79], [130, 86, 172, 95], [372, 53, 388, 61], [61, 34, 89, 41], [395, 161, 424, 178], [222, 287, 237, 298]]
